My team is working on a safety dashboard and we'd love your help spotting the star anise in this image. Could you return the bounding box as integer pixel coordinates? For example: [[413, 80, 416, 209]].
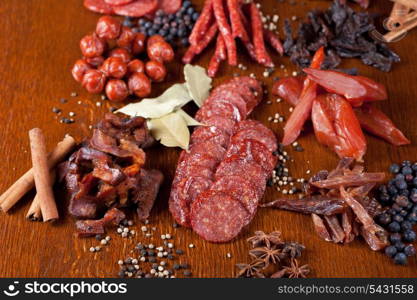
[[235, 259, 266, 278], [247, 231, 284, 248], [282, 242, 305, 258], [249, 246, 285, 265], [281, 258, 310, 278]]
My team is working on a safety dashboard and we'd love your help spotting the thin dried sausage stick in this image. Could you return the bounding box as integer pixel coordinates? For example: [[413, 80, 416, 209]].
[[227, 0, 249, 42], [208, 35, 226, 77], [249, 2, 274, 67], [182, 23, 218, 64], [189, 0, 213, 46], [213, 0, 237, 66], [264, 29, 284, 56]]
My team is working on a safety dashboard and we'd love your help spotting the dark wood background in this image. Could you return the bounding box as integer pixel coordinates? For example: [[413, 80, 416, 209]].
[[0, 0, 416, 278]]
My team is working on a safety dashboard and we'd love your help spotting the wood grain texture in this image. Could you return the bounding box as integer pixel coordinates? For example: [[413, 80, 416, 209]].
[[0, 0, 416, 278]]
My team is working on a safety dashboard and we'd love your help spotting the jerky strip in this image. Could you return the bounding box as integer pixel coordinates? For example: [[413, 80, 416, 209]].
[[311, 214, 332, 242], [189, 0, 213, 46], [213, 0, 237, 66], [324, 215, 345, 243], [264, 29, 284, 56], [249, 2, 274, 67], [208, 34, 226, 77], [227, 0, 249, 42], [261, 196, 346, 215], [310, 172, 385, 189]]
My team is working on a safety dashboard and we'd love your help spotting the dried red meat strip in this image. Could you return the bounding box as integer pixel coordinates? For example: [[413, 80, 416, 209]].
[[134, 169, 163, 221], [261, 196, 346, 215], [249, 2, 274, 67], [227, 0, 249, 42], [341, 209, 355, 243], [189, 0, 213, 46], [208, 35, 227, 77], [311, 214, 332, 242], [213, 0, 237, 66], [311, 172, 385, 189], [328, 157, 355, 178], [264, 29, 284, 56], [182, 23, 218, 64], [324, 215, 345, 243], [75, 208, 125, 237], [340, 187, 388, 251]]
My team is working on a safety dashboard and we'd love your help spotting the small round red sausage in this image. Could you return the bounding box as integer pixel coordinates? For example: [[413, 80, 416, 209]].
[[105, 79, 129, 102], [80, 33, 106, 58], [147, 41, 174, 63], [128, 72, 151, 98], [82, 69, 107, 94], [127, 59, 145, 75], [109, 48, 132, 64], [96, 16, 122, 40], [100, 57, 127, 79], [145, 60, 167, 82], [71, 59, 92, 82]]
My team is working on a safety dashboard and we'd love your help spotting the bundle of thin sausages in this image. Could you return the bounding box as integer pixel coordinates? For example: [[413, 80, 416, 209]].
[[183, 0, 284, 77]]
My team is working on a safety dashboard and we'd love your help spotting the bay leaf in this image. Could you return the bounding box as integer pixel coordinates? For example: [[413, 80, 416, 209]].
[[184, 64, 212, 107], [177, 109, 204, 126], [116, 83, 192, 119], [148, 112, 190, 150]]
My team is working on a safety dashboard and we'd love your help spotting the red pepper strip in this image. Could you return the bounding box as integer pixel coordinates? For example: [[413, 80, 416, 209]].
[[303, 68, 388, 104], [249, 2, 274, 68], [213, 0, 237, 66], [182, 23, 218, 64], [311, 94, 339, 151], [208, 35, 226, 77], [188, 0, 213, 46], [227, 0, 249, 42], [354, 104, 410, 146], [272, 76, 305, 106], [282, 47, 325, 146], [264, 29, 284, 56], [331, 94, 367, 161]]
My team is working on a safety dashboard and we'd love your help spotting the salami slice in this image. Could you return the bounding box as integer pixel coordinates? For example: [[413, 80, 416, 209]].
[[232, 120, 278, 152], [201, 116, 236, 136], [191, 126, 230, 148], [157, 0, 182, 14], [211, 175, 259, 219], [190, 190, 249, 242], [226, 139, 277, 173], [104, 0, 133, 5], [195, 100, 244, 122], [112, 0, 158, 17], [189, 140, 226, 162], [84, 0, 114, 14], [206, 88, 248, 118], [215, 155, 268, 198], [171, 176, 214, 227]]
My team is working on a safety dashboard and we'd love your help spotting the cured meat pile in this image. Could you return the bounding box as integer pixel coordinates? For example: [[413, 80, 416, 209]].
[[169, 77, 278, 242], [59, 113, 163, 236], [183, 0, 284, 77], [84, 0, 182, 17], [273, 47, 409, 161], [263, 158, 389, 251], [284, 1, 399, 71]]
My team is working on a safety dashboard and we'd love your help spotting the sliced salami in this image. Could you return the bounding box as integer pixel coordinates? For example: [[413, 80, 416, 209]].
[[84, 0, 114, 14], [190, 125, 230, 148], [104, 0, 133, 5], [226, 139, 277, 173], [211, 175, 259, 219], [200, 116, 236, 136], [215, 155, 268, 198], [189, 140, 226, 162], [190, 190, 250, 243], [112, 0, 158, 17], [157, 0, 182, 14], [232, 120, 278, 152], [195, 100, 244, 122], [206, 88, 248, 118]]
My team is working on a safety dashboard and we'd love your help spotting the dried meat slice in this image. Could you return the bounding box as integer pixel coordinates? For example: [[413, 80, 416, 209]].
[[211, 175, 259, 219], [220, 77, 263, 113], [157, 0, 182, 14], [201, 116, 236, 136], [84, 0, 114, 14], [191, 190, 250, 242], [112, 0, 158, 17], [188, 140, 226, 162], [215, 155, 268, 198], [195, 100, 244, 122], [226, 139, 277, 174], [232, 120, 278, 152], [190, 125, 230, 148], [206, 88, 248, 118]]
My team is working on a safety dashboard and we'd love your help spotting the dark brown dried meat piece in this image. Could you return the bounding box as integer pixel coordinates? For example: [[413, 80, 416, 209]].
[[311, 213, 332, 242], [310, 172, 385, 189], [75, 208, 125, 237], [261, 196, 346, 215], [324, 215, 345, 243], [134, 169, 163, 221]]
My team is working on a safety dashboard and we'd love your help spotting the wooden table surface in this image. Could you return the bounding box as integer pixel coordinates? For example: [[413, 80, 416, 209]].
[[0, 0, 416, 278]]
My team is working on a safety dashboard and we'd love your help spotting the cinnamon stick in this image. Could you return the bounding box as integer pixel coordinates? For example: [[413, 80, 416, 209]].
[[0, 134, 75, 213], [386, 2, 410, 30], [29, 128, 58, 222], [384, 12, 417, 42], [390, 0, 417, 11], [26, 171, 56, 221]]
